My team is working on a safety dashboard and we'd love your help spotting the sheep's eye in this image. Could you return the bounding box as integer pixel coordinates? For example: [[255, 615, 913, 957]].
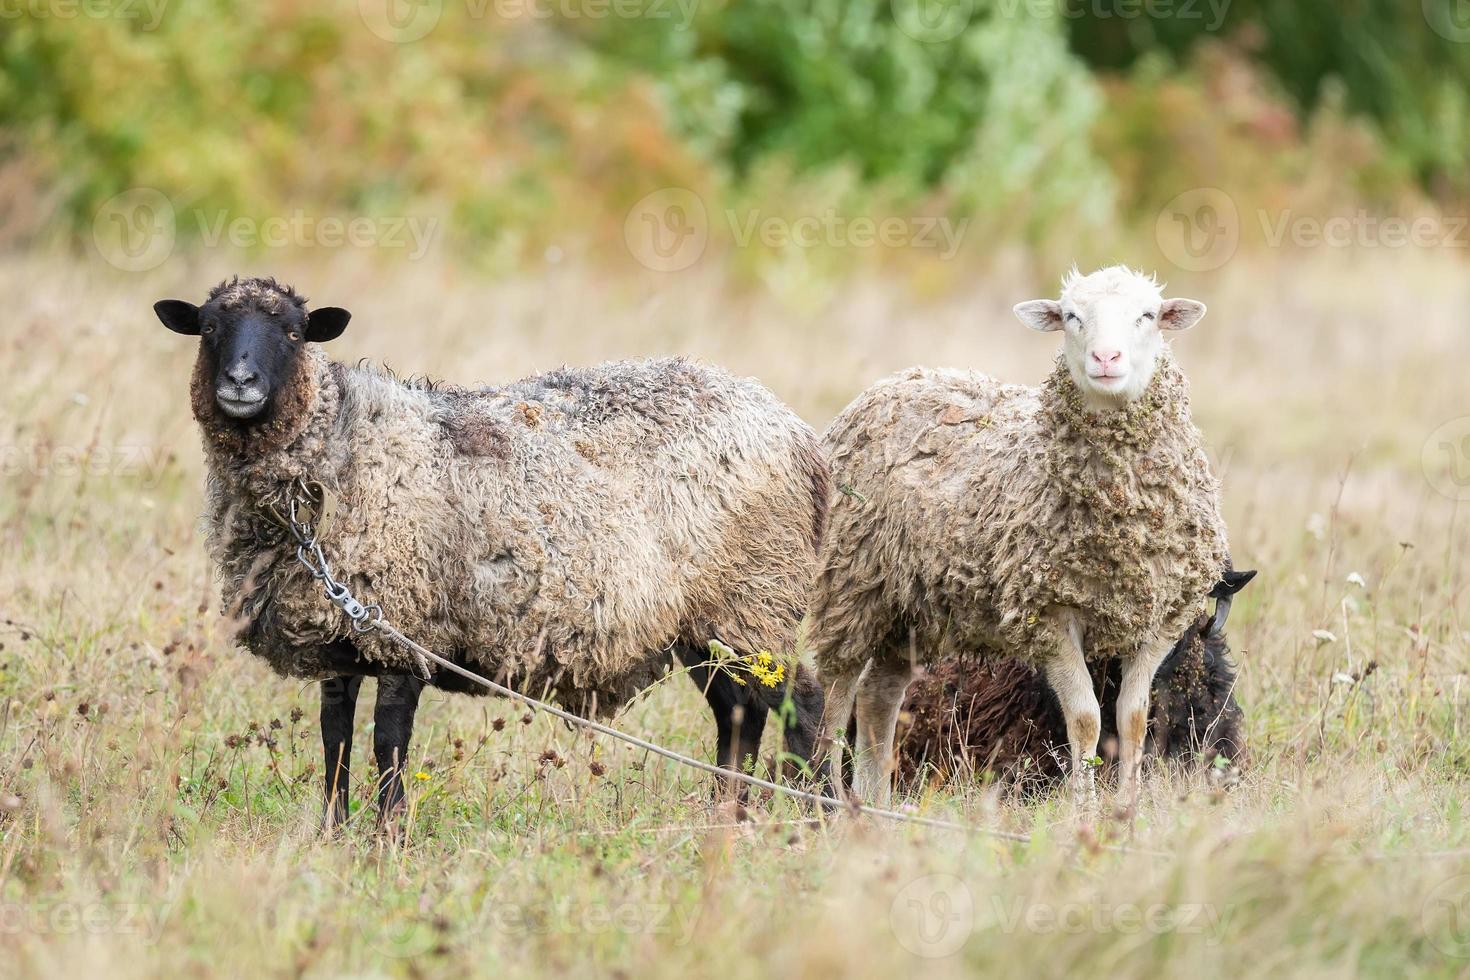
[[287, 330, 301, 342], [1141, 311, 1156, 321], [1064, 312, 1080, 324], [200, 323, 215, 335]]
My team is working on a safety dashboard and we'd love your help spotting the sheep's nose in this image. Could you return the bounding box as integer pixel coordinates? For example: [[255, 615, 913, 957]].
[[226, 361, 258, 386], [1090, 350, 1122, 368]]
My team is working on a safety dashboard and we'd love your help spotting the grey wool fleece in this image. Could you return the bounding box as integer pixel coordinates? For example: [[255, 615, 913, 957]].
[[195, 345, 829, 719]]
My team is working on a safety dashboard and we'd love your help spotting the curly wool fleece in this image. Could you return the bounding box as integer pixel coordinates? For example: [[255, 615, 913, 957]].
[[197, 348, 829, 718], [809, 346, 1229, 678]]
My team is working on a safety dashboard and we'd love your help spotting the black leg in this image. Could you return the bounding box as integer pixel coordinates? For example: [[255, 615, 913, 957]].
[[734, 701, 770, 775], [321, 675, 364, 830], [373, 673, 426, 830], [676, 645, 764, 801]]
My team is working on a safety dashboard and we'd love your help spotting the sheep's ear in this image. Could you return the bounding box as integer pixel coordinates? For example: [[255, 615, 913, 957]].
[[1159, 298, 1206, 331], [1013, 300, 1062, 332], [1211, 568, 1256, 597], [306, 306, 351, 343], [154, 300, 200, 336]]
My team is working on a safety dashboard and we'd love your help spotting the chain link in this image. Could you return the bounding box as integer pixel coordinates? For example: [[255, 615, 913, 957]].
[[278, 479, 431, 675]]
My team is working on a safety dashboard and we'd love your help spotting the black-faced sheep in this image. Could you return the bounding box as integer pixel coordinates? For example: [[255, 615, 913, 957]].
[[891, 569, 1254, 791], [810, 266, 1231, 808], [154, 277, 828, 826]]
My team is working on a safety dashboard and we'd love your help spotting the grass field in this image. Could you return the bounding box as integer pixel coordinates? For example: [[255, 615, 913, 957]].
[[1, 248, 1468, 977]]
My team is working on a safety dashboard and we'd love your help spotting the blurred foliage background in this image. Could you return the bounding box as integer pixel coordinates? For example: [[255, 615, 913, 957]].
[[0, 0, 1466, 278]]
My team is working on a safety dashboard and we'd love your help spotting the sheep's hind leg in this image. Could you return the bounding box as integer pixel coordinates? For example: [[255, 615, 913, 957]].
[[1042, 625, 1102, 806], [320, 675, 364, 832], [675, 645, 764, 804], [373, 674, 426, 837], [1115, 649, 1167, 814], [853, 660, 915, 809]]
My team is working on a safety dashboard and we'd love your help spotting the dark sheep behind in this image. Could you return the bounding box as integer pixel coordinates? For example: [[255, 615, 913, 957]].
[[892, 609, 1248, 793]]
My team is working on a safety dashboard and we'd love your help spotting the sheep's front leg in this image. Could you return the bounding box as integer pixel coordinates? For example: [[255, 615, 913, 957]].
[[374, 674, 426, 834], [1116, 649, 1166, 812], [853, 661, 914, 809], [320, 675, 364, 831], [1042, 624, 1101, 804]]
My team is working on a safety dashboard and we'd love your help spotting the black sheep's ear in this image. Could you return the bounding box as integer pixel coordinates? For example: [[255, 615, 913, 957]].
[[1222, 568, 1257, 595], [154, 300, 201, 336], [306, 307, 351, 343], [1206, 569, 1256, 638]]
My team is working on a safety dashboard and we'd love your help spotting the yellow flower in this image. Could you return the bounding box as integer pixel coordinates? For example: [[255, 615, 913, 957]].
[[413, 771, 431, 782]]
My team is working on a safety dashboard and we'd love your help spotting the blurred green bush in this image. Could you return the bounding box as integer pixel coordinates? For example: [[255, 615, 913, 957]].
[[0, 0, 1460, 271], [1068, 0, 1470, 199]]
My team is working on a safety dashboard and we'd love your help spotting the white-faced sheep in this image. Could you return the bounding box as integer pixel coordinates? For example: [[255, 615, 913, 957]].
[[810, 266, 1231, 809], [154, 277, 829, 827]]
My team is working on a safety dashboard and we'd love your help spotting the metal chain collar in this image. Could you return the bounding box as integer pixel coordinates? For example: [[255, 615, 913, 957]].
[[281, 478, 384, 633], [276, 478, 430, 679]]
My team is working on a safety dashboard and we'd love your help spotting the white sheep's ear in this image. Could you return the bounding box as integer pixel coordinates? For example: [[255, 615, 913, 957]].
[[1159, 298, 1206, 331], [1014, 299, 1063, 332]]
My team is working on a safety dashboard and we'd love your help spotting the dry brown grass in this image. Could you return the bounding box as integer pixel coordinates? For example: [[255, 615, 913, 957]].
[[0, 247, 1467, 977]]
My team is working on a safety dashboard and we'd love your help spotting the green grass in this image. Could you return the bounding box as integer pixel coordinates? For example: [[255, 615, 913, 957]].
[[1, 249, 1468, 977]]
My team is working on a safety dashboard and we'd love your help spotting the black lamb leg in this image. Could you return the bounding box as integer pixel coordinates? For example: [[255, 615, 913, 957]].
[[374, 673, 426, 831], [320, 674, 364, 831]]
